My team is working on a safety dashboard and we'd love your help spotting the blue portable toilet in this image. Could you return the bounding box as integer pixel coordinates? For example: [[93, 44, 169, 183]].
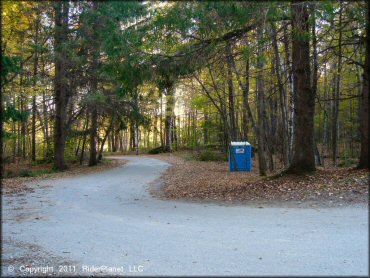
[[228, 141, 252, 172]]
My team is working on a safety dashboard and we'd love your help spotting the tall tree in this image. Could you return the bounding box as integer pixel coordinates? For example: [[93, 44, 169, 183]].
[[331, 2, 343, 166], [256, 23, 267, 176], [53, 1, 70, 170], [357, 1, 369, 169], [271, 23, 289, 167], [162, 76, 175, 152], [31, 8, 40, 162], [88, 2, 100, 166], [225, 41, 237, 141], [286, 0, 315, 174]]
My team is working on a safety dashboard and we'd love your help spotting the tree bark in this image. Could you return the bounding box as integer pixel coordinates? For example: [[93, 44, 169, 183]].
[[321, 64, 329, 167], [283, 22, 295, 163], [20, 64, 27, 160], [310, 3, 321, 166], [88, 2, 99, 166], [203, 109, 209, 145], [271, 23, 289, 167], [31, 15, 40, 162], [286, 1, 315, 174], [226, 41, 237, 141], [88, 107, 98, 166], [164, 78, 175, 152], [256, 24, 267, 176], [80, 111, 89, 165], [53, 1, 69, 170], [357, 1, 369, 169], [242, 57, 250, 141], [332, 3, 343, 166]]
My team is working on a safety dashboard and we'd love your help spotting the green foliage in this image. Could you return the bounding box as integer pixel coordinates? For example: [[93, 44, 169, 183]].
[[199, 150, 227, 161], [182, 153, 197, 161], [1, 1, 365, 174], [1, 105, 28, 140], [148, 146, 165, 154], [1, 56, 20, 86], [2, 105, 28, 122], [181, 150, 227, 162], [17, 168, 55, 177], [18, 169, 31, 177]]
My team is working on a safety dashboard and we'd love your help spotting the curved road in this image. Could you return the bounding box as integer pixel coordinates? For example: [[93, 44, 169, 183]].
[[2, 156, 368, 276]]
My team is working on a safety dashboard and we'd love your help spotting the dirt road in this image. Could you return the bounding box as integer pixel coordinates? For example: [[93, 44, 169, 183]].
[[2, 156, 368, 276]]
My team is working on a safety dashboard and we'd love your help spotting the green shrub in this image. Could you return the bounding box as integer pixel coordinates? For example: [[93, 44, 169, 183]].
[[199, 151, 217, 161], [19, 169, 31, 177], [199, 150, 227, 161], [17, 168, 55, 177], [182, 153, 197, 161], [32, 169, 55, 176], [4, 170, 13, 178], [148, 146, 165, 154]]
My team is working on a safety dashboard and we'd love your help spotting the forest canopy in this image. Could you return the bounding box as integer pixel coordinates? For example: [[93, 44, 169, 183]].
[[1, 0, 369, 177]]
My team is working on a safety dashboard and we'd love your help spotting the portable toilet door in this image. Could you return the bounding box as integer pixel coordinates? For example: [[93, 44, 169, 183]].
[[229, 141, 252, 172]]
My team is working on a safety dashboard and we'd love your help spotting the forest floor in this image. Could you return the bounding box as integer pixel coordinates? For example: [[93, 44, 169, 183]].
[[150, 153, 369, 208], [2, 158, 127, 195]]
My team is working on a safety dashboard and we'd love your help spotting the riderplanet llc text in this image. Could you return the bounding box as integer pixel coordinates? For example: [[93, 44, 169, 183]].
[[10, 264, 144, 275]]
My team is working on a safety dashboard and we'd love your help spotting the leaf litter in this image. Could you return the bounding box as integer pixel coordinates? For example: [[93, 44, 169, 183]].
[[150, 153, 368, 207]]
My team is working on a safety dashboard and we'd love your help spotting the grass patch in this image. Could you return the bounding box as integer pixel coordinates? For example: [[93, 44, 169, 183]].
[[180, 150, 227, 162], [148, 146, 165, 154], [182, 153, 197, 161], [18, 168, 55, 177], [199, 150, 227, 162]]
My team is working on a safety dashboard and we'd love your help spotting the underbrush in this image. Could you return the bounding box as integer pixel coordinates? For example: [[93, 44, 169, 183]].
[[4, 161, 56, 178], [182, 150, 228, 162], [155, 154, 368, 206], [17, 168, 56, 178], [3, 158, 116, 178]]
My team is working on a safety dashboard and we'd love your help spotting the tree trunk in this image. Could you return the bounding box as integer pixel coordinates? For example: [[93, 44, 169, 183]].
[[357, 1, 369, 169], [226, 41, 237, 141], [135, 123, 139, 155], [310, 3, 321, 166], [332, 3, 343, 166], [286, 0, 315, 174], [80, 112, 89, 165], [88, 2, 99, 166], [129, 124, 134, 151], [20, 63, 27, 160], [53, 1, 69, 170], [89, 107, 98, 166], [164, 79, 175, 152], [256, 24, 267, 176], [203, 109, 209, 145], [283, 22, 295, 163], [31, 14, 40, 162], [41, 56, 50, 160], [98, 119, 114, 161], [271, 23, 289, 167], [160, 93, 164, 147], [321, 65, 329, 167], [242, 57, 250, 141], [153, 111, 158, 146]]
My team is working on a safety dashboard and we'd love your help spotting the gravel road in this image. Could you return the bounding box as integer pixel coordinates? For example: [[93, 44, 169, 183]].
[[1, 156, 368, 276]]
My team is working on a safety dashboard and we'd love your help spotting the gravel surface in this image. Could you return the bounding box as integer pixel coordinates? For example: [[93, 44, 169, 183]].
[[1, 156, 368, 276]]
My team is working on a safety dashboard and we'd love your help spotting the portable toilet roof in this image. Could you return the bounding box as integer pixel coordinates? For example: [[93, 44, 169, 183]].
[[230, 141, 251, 146]]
